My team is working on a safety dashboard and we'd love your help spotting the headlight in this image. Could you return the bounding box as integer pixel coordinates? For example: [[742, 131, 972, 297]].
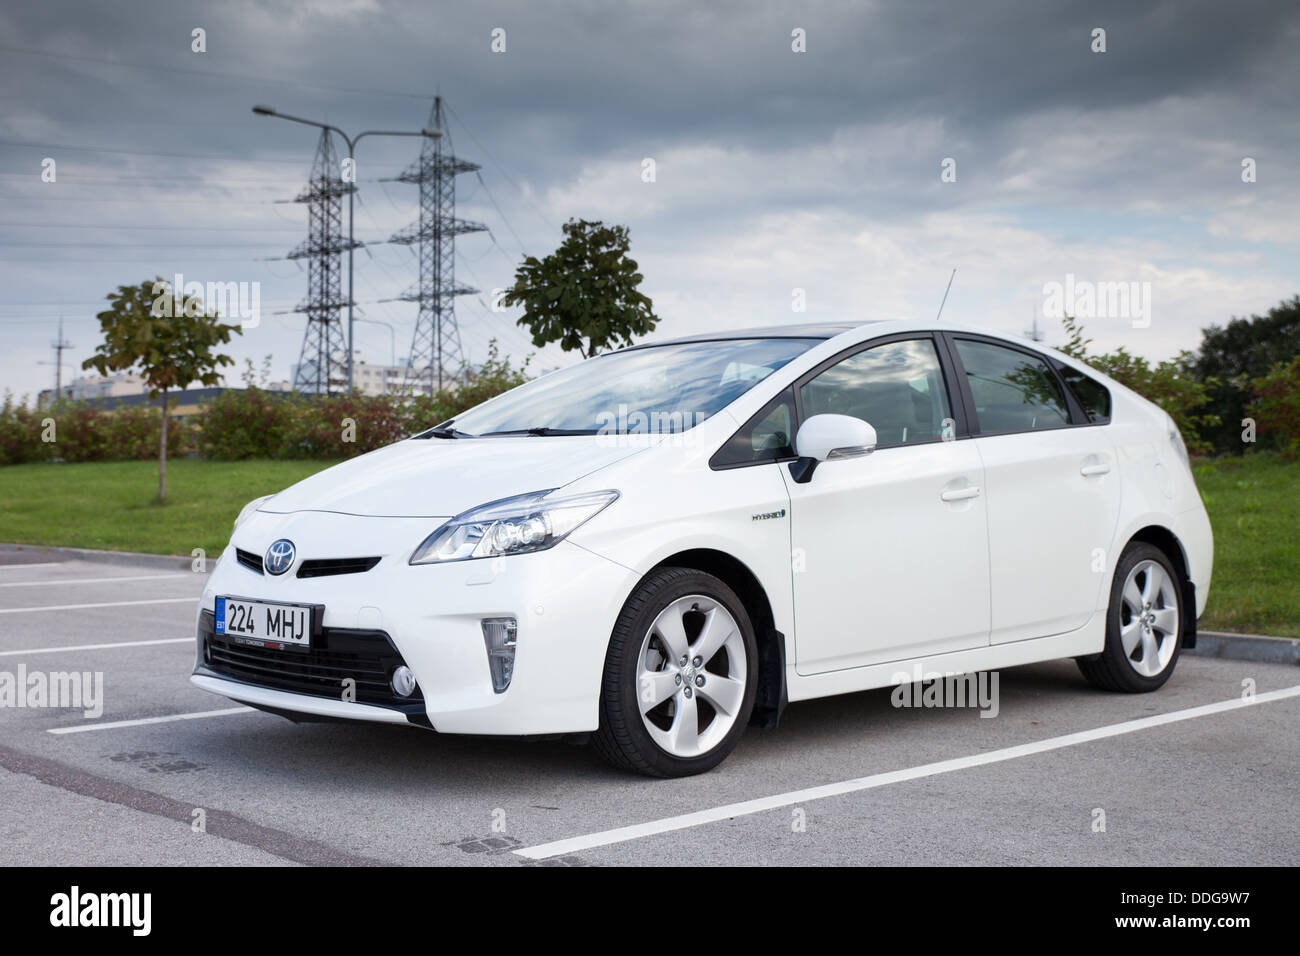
[[409, 489, 619, 564], [234, 494, 274, 530]]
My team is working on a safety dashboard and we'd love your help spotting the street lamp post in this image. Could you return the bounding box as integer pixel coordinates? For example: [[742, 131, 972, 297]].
[[252, 105, 439, 393], [353, 316, 397, 364]]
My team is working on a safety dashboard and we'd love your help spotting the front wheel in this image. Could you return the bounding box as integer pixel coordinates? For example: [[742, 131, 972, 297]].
[[592, 568, 757, 777], [1077, 543, 1185, 692]]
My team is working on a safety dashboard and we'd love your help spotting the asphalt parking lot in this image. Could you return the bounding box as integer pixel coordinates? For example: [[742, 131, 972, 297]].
[[1, 553, 1296, 867]]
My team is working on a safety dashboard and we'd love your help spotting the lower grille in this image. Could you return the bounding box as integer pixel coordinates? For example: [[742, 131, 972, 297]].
[[198, 610, 423, 712]]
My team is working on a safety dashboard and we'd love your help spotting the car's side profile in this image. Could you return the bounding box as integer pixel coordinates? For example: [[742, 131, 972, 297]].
[[193, 320, 1213, 777]]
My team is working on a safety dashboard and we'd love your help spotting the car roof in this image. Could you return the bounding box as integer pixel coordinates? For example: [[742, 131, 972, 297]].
[[633, 322, 874, 347], [620, 319, 1088, 369]]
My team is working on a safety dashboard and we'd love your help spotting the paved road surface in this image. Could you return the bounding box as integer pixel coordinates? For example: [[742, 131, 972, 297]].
[[1, 556, 1296, 866]]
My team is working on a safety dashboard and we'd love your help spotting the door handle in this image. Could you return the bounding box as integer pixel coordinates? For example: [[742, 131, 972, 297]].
[[940, 486, 981, 502], [1080, 463, 1111, 477]]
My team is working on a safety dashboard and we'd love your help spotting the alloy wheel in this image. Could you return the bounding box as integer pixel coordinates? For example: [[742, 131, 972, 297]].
[[635, 594, 748, 758], [1118, 559, 1180, 677]]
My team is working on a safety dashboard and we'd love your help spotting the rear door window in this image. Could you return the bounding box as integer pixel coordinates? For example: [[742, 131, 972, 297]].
[[953, 339, 1070, 434], [1057, 365, 1112, 424]]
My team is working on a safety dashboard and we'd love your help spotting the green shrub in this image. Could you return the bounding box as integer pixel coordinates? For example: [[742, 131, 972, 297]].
[[403, 340, 533, 434], [0, 396, 190, 464], [198, 387, 299, 460], [279, 393, 410, 459], [105, 404, 192, 460], [0, 393, 48, 465], [1247, 355, 1300, 459], [2, 341, 535, 467]]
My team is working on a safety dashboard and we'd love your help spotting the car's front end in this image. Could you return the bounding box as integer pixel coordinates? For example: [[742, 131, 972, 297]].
[[193, 500, 641, 735]]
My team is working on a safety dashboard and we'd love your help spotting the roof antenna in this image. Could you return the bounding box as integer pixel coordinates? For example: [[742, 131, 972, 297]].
[[935, 268, 956, 321]]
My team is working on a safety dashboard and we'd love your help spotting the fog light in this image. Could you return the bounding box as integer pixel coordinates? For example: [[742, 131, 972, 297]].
[[481, 618, 518, 694], [391, 665, 417, 698]]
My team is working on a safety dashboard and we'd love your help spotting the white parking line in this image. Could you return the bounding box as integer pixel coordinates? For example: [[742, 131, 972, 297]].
[[47, 707, 255, 735], [514, 684, 1300, 861], [0, 598, 195, 615], [0, 573, 193, 588], [0, 637, 194, 657]]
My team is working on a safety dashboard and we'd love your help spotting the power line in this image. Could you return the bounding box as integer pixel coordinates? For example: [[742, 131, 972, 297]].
[[0, 240, 292, 248], [0, 45, 430, 101], [0, 172, 404, 187], [0, 221, 304, 231], [473, 170, 530, 256], [0, 194, 283, 205], [443, 103, 556, 235], [0, 254, 283, 263], [0, 137, 412, 168]]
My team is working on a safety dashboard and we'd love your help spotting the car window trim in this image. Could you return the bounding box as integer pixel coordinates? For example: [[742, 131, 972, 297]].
[[792, 332, 968, 452], [941, 332, 1087, 436], [711, 331, 973, 469], [1048, 356, 1112, 426], [708, 386, 801, 471], [712, 330, 1119, 467]]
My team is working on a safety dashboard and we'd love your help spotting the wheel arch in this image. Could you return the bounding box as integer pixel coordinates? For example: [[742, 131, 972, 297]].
[[1122, 524, 1197, 649], [648, 548, 788, 728]]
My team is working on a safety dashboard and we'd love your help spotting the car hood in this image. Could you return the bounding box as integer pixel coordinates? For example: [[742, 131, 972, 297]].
[[261, 436, 650, 518]]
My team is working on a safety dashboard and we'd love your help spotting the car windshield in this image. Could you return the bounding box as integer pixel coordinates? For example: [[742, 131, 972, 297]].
[[440, 338, 820, 436]]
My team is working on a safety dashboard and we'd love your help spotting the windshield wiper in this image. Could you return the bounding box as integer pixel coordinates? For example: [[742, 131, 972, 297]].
[[418, 423, 475, 439], [482, 427, 598, 437]]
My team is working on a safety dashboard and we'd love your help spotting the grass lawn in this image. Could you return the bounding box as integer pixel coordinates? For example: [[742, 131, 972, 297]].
[[0, 453, 1296, 635], [1193, 453, 1300, 638], [0, 458, 337, 558]]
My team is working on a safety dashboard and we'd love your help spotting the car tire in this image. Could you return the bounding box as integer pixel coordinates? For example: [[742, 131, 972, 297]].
[[1077, 542, 1185, 693], [592, 567, 758, 777]]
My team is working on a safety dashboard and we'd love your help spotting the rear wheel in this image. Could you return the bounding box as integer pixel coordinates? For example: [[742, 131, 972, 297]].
[[592, 568, 757, 777], [1077, 542, 1184, 692]]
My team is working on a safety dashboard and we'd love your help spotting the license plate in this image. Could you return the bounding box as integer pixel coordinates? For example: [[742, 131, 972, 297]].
[[215, 596, 313, 649]]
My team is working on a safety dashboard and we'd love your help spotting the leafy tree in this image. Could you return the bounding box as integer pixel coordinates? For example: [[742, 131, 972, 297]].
[[1190, 296, 1300, 454], [83, 277, 241, 500], [501, 219, 659, 358], [1058, 314, 1092, 361], [1247, 355, 1300, 458]]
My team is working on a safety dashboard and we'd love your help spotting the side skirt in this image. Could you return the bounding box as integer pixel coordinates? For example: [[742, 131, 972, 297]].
[[783, 615, 1106, 703]]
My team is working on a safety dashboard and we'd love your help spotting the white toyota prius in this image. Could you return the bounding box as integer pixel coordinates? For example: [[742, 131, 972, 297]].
[[193, 320, 1213, 777]]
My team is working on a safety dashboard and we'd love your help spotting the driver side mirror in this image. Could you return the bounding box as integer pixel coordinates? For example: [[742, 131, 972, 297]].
[[789, 414, 877, 484]]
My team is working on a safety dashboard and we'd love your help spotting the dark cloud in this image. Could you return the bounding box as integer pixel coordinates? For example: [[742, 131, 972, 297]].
[[1, 0, 1297, 398]]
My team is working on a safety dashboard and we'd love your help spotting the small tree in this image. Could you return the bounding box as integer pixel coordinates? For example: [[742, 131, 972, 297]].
[[501, 219, 659, 358], [83, 277, 241, 500]]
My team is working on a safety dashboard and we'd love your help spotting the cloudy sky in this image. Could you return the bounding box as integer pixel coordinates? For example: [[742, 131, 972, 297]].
[[2, 0, 1297, 400]]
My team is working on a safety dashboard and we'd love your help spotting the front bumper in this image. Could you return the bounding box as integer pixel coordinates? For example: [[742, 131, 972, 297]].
[[192, 509, 639, 735]]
